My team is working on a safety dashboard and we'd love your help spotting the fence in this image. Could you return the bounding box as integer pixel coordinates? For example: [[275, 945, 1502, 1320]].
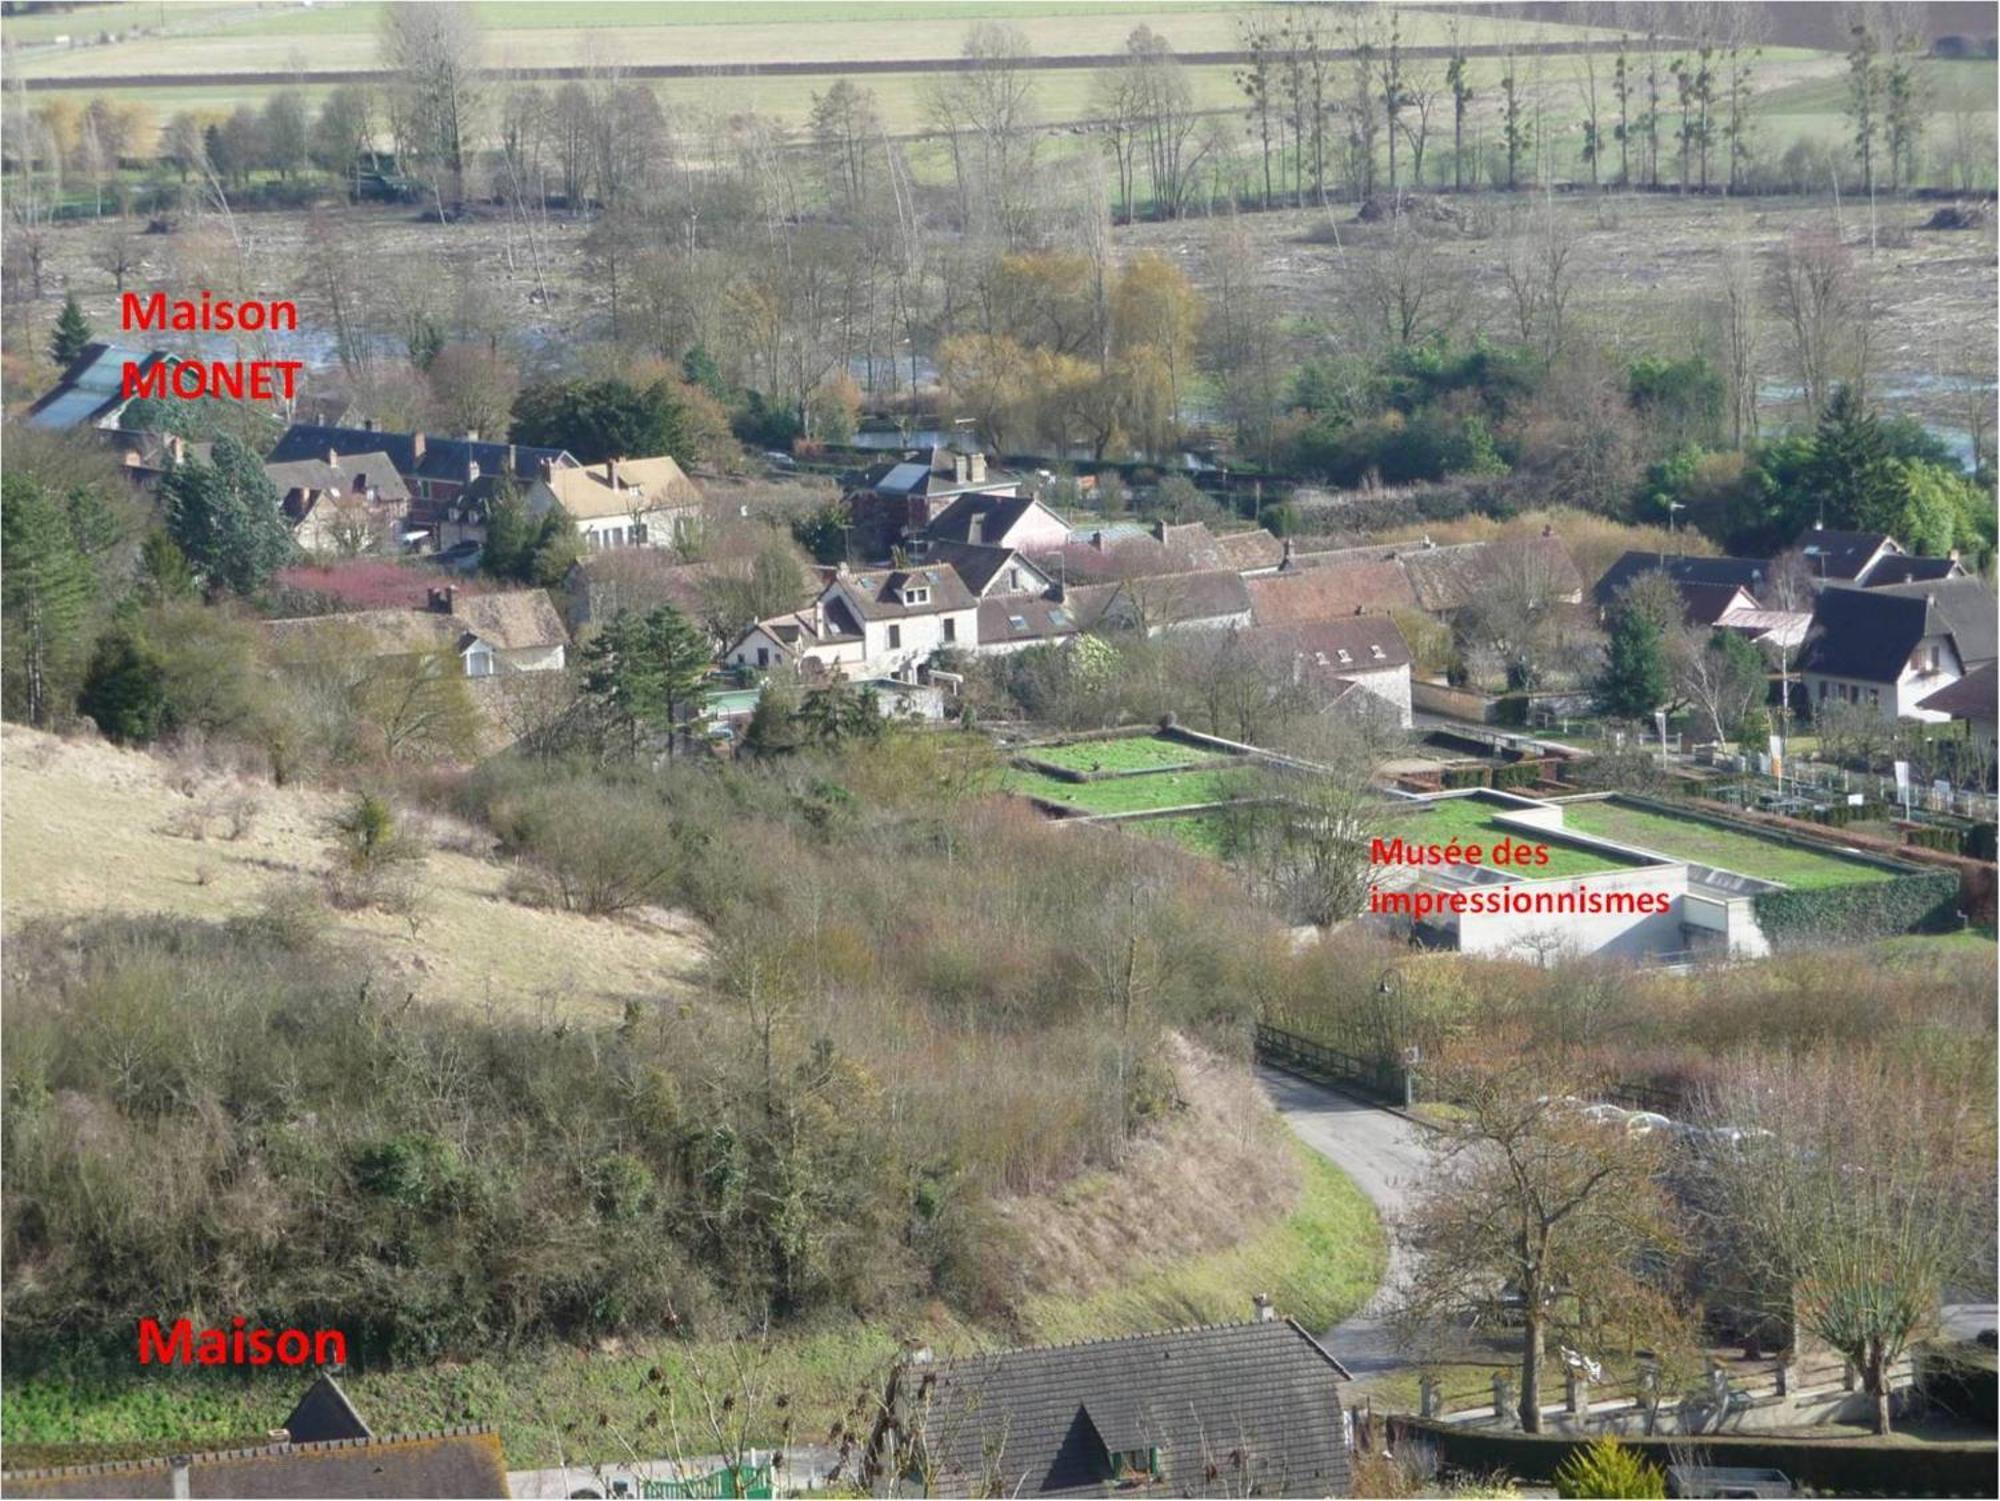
[[1253, 1023, 1407, 1106], [636, 1462, 773, 1499]]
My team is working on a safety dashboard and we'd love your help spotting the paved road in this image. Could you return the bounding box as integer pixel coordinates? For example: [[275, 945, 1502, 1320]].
[[1256, 1065, 1431, 1376]]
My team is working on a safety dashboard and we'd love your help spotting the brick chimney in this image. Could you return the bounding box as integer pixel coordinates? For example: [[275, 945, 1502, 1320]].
[[1281, 537, 1295, 569], [465, 429, 480, 443], [507, 443, 518, 476], [538, 457, 555, 482], [969, 451, 987, 484], [411, 431, 426, 464], [428, 585, 458, 615], [812, 595, 827, 636], [1252, 1294, 1275, 1323], [1091, 530, 1106, 551], [953, 451, 969, 485], [608, 456, 621, 490], [326, 446, 339, 467]]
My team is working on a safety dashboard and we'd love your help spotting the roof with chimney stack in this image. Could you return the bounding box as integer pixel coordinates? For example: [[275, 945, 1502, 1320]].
[[860, 444, 1019, 502], [1035, 521, 1283, 582], [834, 563, 978, 620], [538, 455, 703, 520], [267, 424, 576, 489], [864, 1317, 1350, 1499], [1248, 561, 1417, 624], [264, 452, 412, 505], [907, 540, 1053, 598], [1857, 552, 1967, 587], [1800, 578, 1997, 682]]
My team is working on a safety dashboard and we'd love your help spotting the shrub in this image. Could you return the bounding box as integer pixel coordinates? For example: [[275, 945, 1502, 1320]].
[[1441, 766, 1491, 789], [1553, 1438, 1666, 1500], [1752, 871, 1961, 948]]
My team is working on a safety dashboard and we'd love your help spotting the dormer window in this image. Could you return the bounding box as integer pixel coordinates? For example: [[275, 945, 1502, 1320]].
[[903, 586, 930, 606], [1110, 1446, 1164, 1486], [1371, 645, 1385, 659], [1336, 648, 1353, 665]]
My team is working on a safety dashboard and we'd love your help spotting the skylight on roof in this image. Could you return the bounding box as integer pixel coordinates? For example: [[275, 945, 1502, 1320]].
[[1009, 615, 1028, 631], [1049, 609, 1070, 627]]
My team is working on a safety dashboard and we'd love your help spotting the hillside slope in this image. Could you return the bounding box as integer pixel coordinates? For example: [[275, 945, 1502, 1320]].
[[0, 727, 705, 1021]]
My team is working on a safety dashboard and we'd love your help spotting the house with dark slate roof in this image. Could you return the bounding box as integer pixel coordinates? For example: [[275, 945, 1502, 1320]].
[[266, 424, 578, 551], [1793, 525, 1903, 585], [1800, 578, 1998, 723], [1, 1374, 508, 1498], [27, 343, 180, 429], [859, 1316, 1352, 1498]]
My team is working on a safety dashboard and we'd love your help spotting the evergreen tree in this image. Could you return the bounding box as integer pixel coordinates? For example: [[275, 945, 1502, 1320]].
[[1597, 604, 1672, 720], [1804, 386, 1900, 534], [527, 503, 584, 588], [740, 674, 802, 758], [137, 529, 198, 604], [644, 603, 714, 759], [510, 378, 690, 464], [579, 603, 710, 758], [50, 293, 93, 367], [798, 676, 884, 747], [162, 436, 294, 595], [79, 627, 168, 745], [1, 473, 97, 727], [481, 484, 534, 582], [580, 611, 658, 760]]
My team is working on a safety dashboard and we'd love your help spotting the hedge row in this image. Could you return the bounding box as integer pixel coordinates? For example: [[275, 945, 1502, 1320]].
[[1493, 760, 1544, 790], [1389, 1417, 1998, 1496], [1752, 870, 1961, 948], [1813, 801, 1889, 829]]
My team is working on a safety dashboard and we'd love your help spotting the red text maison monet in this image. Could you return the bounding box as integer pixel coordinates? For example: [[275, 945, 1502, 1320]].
[[137, 1317, 347, 1367], [118, 292, 305, 402]]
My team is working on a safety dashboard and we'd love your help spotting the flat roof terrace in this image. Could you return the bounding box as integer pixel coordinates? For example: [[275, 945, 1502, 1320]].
[[1381, 792, 1660, 882]]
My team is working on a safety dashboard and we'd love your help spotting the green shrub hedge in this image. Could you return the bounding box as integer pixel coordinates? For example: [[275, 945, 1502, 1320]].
[[1494, 761, 1543, 789], [1813, 800, 1888, 828], [1964, 822, 1997, 862], [1389, 1418, 1997, 1496], [1441, 765, 1492, 790], [1752, 870, 1961, 948]]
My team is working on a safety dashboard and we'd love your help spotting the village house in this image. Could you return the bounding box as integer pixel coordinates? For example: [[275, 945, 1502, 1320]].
[[1033, 519, 1286, 583], [846, 442, 1026, 552], [520, 454, 705, 553], [858, 1311, 1352, 1498], [1592, 551, 1776, 615], [726, 562, 977, 680], [264, 449, 413, 555], [1248, 557, 1419, 626], [265, 585, 569, 678], [1916, 660, 1998, 753], [1799, 578, 1997, 723], [1245, 616, 1415, 727], [266, 424, 578, 550], [903, 538, 1058, 601], [1, 1372, 508, 1499], [27, 342, 180, 429]]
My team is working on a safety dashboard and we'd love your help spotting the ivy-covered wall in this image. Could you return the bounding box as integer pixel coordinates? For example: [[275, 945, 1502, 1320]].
[[1752, 870, 1961, 948]]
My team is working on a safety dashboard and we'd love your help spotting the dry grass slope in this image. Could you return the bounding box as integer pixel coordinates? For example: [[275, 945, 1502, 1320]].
[[0, 726, 705, 1022]]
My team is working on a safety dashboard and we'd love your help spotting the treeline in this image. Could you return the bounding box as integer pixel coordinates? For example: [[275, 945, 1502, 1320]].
[[1, 729, 1282, 1370]]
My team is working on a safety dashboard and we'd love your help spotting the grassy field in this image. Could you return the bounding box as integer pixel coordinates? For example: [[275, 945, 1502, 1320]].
[[1561, 800, 1899, 889], [0, 1074, 1382, 1470], [8, 2, 1618, 79], [1135, 809, 1236, 858], [0, 726, 706, 1022], [1386, 795, 1647, 880], [1022, 734, 1230, 775], [1004, 764, 1248, 814]]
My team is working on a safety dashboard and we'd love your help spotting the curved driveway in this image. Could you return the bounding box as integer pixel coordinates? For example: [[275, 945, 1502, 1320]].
[[1257, 1065, 1430, 1375]]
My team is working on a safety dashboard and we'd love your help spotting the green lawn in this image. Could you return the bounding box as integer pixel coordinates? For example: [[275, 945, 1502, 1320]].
[[1136, 810, 1237, 858], [1561, 801, 1897, 889], [1023, 734, 1230, 776], [1021, 1138, 1384, 1345], [1004, 765, 1248, 814], [1384, 796, 1646, 880]]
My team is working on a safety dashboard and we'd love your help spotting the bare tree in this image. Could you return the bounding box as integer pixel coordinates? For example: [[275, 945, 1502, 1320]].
[[1693, 1052, 1995, 1435], [1716, 227, 1762, 446], [1669, 621, 1765, 745], [379, 0, 483, 211], [1768, 225, 1862, 417], [1396, 1045, 1693, 1434], [1455, 538, 1584, 692]]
